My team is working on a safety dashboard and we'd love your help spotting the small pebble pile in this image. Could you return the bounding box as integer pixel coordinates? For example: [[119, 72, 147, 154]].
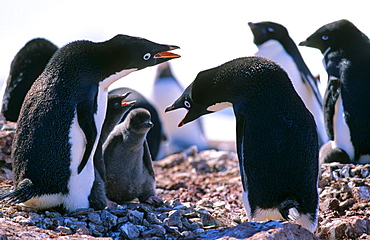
[[318, 162, 370, 239], [0, 198, 223, 239]]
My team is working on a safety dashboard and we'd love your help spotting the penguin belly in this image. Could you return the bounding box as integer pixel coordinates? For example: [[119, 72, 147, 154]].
[[332, 96, 354, 160], [255, 40, 327, 145]]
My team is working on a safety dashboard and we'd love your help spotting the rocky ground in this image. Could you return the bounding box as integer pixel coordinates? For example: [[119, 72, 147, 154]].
[[0, 121, 369, 239]]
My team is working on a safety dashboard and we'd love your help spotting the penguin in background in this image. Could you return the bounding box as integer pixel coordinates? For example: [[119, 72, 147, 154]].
[[166, 57, 319, 233], [248, 21, 328, 147], [0, 34, 180, 212], [151, 62, 208, 156], [108, 87, 164, 160], [103, 108, 162, 205], [300, 19, 370, 164], [0, 38, 58, 122]]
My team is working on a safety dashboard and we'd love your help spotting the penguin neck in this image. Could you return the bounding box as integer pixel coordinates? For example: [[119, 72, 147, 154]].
[[100, 68, 138, 90], [122, 128, 148, 150]]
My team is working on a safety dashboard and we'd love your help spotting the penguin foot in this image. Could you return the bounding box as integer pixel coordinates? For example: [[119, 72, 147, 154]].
[[319, 142, 350, 164], [144, 196, 163, 206], [107, 199, 118, 208]]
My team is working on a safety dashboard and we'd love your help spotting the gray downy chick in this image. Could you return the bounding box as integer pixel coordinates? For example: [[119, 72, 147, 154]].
[[103, 108, 162, 205]]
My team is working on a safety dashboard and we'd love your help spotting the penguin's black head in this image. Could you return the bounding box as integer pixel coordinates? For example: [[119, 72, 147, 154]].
[[107, 92, 136, 113], [165, 68, 232, 127], [248, 21, 289, 46], [299, 19, 367, 53], [106, 35, 180, 71], [129, 108, 154, 133]]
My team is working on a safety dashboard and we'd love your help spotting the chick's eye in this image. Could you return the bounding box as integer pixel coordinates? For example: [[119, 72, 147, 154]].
[[267, 27, 274, 32], [143, 53, 151, 60], [322, 35, 329, 41], [184, 100, 191, 108]]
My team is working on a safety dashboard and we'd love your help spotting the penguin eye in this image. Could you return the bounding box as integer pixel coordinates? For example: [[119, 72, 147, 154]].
[[143, 53, 151, 60], [322, 35, 329, 41], [114, 102, 120, 108], [267, 27, 274, 32], [184, 100, 191, 108]]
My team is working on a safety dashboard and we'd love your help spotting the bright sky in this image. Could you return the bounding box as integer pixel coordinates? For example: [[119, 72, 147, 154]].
[[0, 0, 367, 141]]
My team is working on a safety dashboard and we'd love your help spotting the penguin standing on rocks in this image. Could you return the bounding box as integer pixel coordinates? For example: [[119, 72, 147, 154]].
[[0, 35, 180, 212], [151, 62, 208, 156], [103, 108, 162, 205], [109, 87, 163, 160], [248, 21, 327, 146], [0, 38, 58, 122], [166, 57, 319, 232], [300, 19, 370, 164], [91, 92, 136, 208]]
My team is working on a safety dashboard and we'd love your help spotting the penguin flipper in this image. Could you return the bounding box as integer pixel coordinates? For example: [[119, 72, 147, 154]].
[[77, 99, 98, 174], [143, 140, 155, 178], [0, 179, 37, 205], [323, 77, 341, 140], [235, 114, 248, 191]]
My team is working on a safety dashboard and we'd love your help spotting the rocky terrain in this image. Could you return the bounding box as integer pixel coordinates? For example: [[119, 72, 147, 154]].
[[0, 120, 369, 239]]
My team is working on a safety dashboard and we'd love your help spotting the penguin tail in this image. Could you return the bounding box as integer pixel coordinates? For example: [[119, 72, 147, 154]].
[[278, 199, 301, 221], [0, 179, 37, 205]]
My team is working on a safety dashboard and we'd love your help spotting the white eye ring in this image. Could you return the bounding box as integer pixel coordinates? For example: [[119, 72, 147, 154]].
[[322, 35, 329, 41], [143, 53, 151, 60], [184, 100, 191, 108], [267, 27, 274, 32]]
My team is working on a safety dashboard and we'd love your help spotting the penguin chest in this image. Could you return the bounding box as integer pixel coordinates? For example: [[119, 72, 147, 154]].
[[332, 95, 354, 160]]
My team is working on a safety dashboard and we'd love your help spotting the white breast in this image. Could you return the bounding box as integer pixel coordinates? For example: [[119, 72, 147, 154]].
[[332, 96, 354, 160]]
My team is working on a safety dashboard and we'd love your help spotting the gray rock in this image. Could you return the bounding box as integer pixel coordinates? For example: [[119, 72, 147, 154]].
[[101, 210, 118, 228], [120, 222, 140, 239], [87, 212, 102, 225], [128, 209, 144, 225], [56, 226, 72, 234]]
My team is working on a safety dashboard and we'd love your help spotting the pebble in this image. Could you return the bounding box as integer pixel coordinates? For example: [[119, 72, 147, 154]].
[[0, 198, 219, 239]]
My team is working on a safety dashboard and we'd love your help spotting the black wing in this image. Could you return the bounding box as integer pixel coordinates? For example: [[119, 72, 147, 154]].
[[77, 89, 99, 174], [323, 76, 341, 140]]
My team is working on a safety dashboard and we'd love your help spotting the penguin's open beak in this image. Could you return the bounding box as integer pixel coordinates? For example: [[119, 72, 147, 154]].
[[165, 103, 210, 127], [120, 92, 137, 106], [154, 45, 181, 59]]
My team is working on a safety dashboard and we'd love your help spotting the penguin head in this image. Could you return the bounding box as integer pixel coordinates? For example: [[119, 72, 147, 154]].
[[106, 34, 180, 71], [128, 108, 154, 133], [248, 21, 289, 46], [107, 91, 136, 113], [165, 67, 233, 127], [299, 19, 367, 53]]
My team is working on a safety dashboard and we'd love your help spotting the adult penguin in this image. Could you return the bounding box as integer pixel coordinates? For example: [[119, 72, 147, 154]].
[[0, 38, 58, 122], [300, 19, 370, 164], [108, 87, 164, 160], [165, 57, 319, 233], [0, 34, 180, 212], [248, 21, 327, 146]]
